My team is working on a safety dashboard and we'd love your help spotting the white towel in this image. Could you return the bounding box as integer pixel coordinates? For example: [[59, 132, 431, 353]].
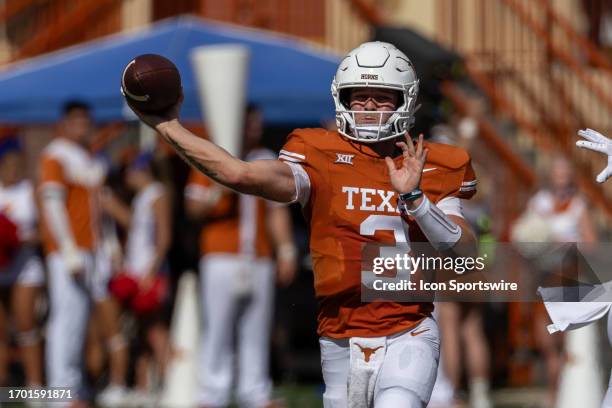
[[538, 285, 612, 333], [348, 337, 386, 408]]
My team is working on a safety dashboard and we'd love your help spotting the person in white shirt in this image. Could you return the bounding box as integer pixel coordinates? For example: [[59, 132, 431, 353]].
[[101, 151, 172, 405], [0, 137, 44, 388], [184, 105, 297, 408], [39, 100, 112, 408], [522, 156, 598, 406]]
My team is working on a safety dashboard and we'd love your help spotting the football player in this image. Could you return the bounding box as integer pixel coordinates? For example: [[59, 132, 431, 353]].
[[125, 42, 478, 408], [185, 105, 297, 408], [38, 101, 108, 408], [577, 128, 612, 183]]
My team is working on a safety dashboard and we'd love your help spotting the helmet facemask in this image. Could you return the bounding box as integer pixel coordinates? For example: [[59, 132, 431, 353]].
[[333, 83, 418, 143]]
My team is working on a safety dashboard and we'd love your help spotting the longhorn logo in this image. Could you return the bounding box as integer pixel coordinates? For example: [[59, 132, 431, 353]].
[[354, 344, 383, 363]]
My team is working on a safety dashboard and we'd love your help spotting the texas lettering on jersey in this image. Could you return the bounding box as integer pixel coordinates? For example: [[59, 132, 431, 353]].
[[279, 128, 476, 339], [342, 187, 399, 213]]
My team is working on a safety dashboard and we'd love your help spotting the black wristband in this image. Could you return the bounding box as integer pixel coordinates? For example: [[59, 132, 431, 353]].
[[398, 188, 423, 203]]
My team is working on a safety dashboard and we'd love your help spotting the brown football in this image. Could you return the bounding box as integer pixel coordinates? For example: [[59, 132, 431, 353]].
[[121, 54, 181, 113]]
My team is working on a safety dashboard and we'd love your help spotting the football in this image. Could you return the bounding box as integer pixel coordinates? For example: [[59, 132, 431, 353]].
[[121, 54, 181, 113]]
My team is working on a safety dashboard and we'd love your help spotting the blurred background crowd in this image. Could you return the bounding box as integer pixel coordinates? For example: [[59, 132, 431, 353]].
[[0, 0, 611, 407]]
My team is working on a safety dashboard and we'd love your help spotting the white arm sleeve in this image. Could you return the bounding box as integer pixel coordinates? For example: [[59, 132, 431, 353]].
[[284, 162, 311, 207], [40, 184, 77, 251], [405, 195, 462, 251]]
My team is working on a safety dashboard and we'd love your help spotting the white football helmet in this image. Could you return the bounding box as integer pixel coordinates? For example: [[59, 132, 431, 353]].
[[331, 41, 419, 143]]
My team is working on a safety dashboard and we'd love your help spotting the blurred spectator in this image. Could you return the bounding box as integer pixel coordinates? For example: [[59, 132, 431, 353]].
[[102, 151, 172, 406], [185, 105, 297, 408], [433, 203, 494, 408], [581, 0, 612, 49], [88, 209, 129, 408], [513, 155, 597, 406], [428, 126, 493, 408], [0, 137, 45, 387], [38, 101, 107, 407]]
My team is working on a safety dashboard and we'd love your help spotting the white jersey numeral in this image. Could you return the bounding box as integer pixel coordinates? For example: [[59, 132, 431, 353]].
[[359, 215, 412, 281], [359, 214, 407, 244]]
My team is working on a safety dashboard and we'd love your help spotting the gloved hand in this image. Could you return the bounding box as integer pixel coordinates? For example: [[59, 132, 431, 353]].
[[577, 128, 612, 183]]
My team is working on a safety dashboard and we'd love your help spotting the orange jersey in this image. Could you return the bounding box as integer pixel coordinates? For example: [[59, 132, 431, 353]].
[[279, 128, 476, 338], [38, 139, 100, 254], [185, 148, 276, 258]]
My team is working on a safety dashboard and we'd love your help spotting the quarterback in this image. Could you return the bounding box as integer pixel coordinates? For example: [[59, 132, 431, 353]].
[[126, 42, 477, 407]]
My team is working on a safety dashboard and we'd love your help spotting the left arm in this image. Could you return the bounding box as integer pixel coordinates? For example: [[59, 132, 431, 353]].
[[449, 215, 478, 251], [386, 134, 477, 257], [99, 188, 132, 229], [150, 191, 172, 275], [578, 204, 597, 244]]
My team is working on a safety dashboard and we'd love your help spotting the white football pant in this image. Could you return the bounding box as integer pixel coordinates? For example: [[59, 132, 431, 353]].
[[320, 317, 440, 408], [45, 251, 94, 391], [602, 312, 612, 408], [197, 254, 274, 408]]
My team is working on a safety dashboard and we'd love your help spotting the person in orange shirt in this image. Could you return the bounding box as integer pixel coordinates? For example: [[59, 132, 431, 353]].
[[38, 101, 107, 407], [126, 42, 477, 408], [185, 105, 297, 408]]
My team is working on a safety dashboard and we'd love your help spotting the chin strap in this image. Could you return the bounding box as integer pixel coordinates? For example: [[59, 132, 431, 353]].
[[351, 124, 393, 141]]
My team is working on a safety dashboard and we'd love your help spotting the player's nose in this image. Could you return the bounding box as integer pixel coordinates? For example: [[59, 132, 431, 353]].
[[364, 97, 377, 110]]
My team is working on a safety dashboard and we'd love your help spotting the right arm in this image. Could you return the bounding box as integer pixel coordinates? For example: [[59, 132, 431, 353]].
[[38, 157, 84, 275], [40, 184, 84, 275], [156, 120, 296, 202], [126, 96, 297, 203], [126, 96, 296, 202]]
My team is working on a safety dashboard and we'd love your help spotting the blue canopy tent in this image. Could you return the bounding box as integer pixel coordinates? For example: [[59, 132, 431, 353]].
[[0, 16, 339, 125]]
